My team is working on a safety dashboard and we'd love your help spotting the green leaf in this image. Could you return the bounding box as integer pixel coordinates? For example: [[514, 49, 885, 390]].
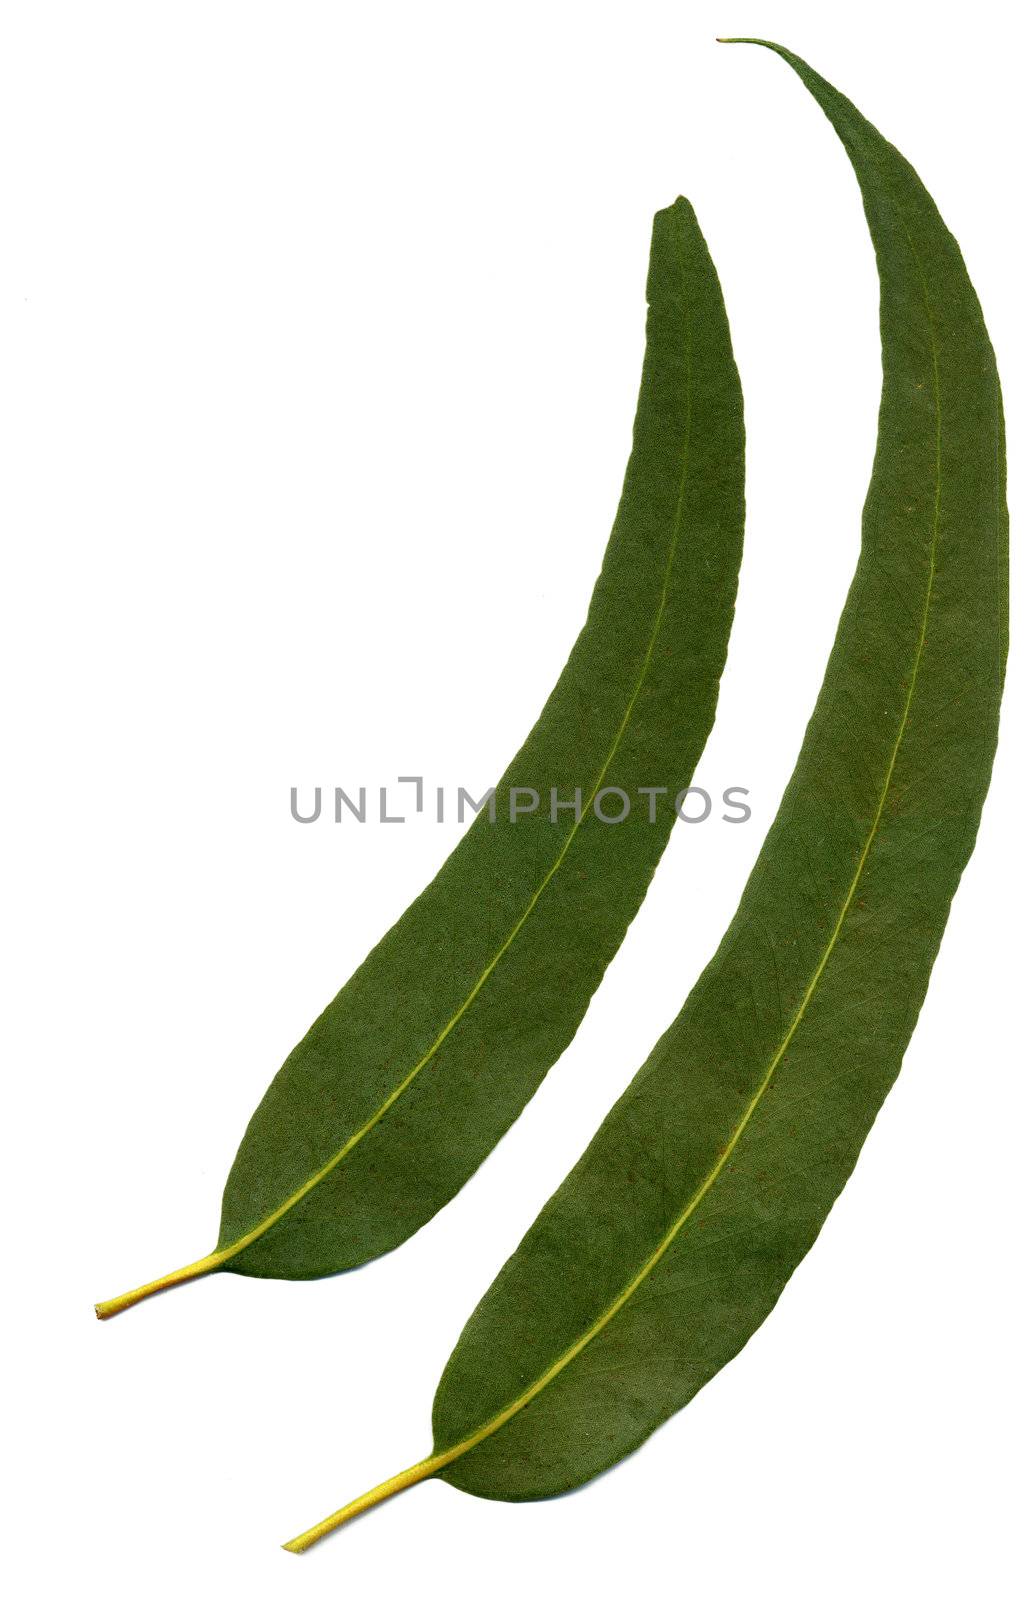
[[96, 196, 746, 1318], [284, 42, 1008, 1547]]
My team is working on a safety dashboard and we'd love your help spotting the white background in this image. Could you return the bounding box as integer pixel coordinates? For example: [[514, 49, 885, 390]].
[[2, 3, 1030, 1595]]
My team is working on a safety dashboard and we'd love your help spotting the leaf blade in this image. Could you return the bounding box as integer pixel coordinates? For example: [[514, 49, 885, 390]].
[[416, 42, 1007, 1502], [97, 195, 746, 1310]]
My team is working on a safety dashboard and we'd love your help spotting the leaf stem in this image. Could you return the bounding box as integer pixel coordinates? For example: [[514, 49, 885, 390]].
[[282, 1454, 443, 1553], [94, 1250, 224, 1319]]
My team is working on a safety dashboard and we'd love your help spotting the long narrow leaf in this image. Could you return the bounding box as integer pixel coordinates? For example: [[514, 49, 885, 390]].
[[97, 197, 746, 1317], [287, 42, 1007, 1545]]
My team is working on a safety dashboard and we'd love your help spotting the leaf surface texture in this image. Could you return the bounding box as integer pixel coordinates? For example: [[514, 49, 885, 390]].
[[97, 197, 746, 1312], [429, 41, 1008, 1503]]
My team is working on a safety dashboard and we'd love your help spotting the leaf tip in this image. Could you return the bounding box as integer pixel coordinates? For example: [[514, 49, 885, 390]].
[[654, 194, 693, 230]]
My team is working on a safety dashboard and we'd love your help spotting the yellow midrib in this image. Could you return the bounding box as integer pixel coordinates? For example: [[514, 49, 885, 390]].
[[414, 195, 945, 1492], [212, 306, 698, 1273]]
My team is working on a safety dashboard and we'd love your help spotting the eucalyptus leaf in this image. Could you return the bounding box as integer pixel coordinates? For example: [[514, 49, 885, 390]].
[[285, 42, 1007, 1547], [96, 197, 746, 1317]]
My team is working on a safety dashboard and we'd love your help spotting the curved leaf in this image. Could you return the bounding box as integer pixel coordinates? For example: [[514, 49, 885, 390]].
[[286, 42, 1007, 1545], [96, 196, 746, 1317]]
